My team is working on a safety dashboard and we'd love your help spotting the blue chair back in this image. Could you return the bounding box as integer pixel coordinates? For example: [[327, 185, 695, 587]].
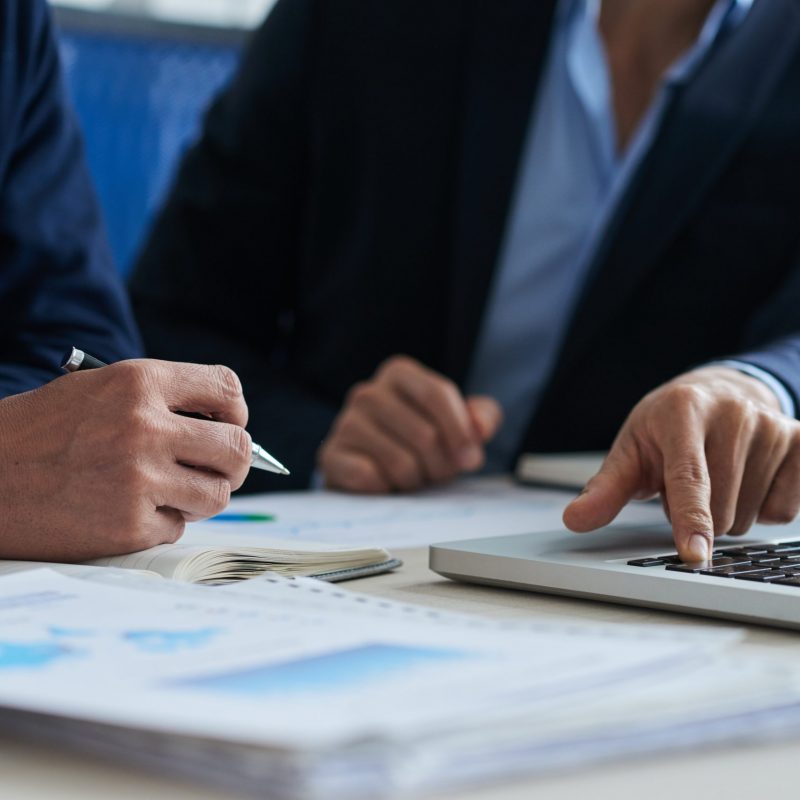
[[56, 10, 243, 275]]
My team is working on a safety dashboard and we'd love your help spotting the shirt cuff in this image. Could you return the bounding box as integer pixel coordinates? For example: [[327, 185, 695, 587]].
[[709, 360, 797, 418], [309, 468, 326, 490]]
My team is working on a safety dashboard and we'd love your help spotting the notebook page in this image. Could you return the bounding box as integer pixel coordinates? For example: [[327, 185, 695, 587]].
[[87, 543, 206, 578]]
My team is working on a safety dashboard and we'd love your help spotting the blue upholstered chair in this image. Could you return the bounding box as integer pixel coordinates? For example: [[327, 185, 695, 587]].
[[55, 9, 243, 275]]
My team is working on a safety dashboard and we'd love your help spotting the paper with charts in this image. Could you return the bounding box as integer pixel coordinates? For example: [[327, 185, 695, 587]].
[[2, 569, 800, 799], [188, 475, 665, 550]]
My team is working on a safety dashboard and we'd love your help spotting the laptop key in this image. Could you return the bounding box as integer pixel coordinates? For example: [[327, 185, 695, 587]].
[[735, 546, 771, 555], [773, 576, 800, 587], [770, 544, 800, 553], [733, 571, 788, 582], [666, 557, 754, 574], [716, 548, 757, 558], [751, 556, 782, 566], [699, 564, 772, 578], [627, 558, 667, 567]]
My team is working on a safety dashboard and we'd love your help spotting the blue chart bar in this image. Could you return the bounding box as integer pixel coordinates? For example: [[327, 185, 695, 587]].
[[174, 644, 467, 696]]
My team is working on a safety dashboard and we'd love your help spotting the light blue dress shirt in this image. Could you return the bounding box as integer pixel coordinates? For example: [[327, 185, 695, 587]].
[[465, 0, 778, 472]]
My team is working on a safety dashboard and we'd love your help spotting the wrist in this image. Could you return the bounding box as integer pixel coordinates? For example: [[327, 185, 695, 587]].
[[687, 366, 782, 412]]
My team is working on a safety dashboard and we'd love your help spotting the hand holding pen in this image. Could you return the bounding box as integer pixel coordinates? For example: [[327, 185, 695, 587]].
[[0, 352, 287, 562], [62, 348, 288, 475]]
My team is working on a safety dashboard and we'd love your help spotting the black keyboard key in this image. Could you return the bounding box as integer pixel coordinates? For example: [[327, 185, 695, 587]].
[[699, 564, 772, 578], [733, 571, 788, 582], [770, 544, 800, 554], [665, 557, 754, 574], [738, 546, 771, 555], [775, 568, 800, 577], [773, 576, 800, 587], [751, 556, 782, 566], [716, 548, 756, 558], [627, 558, 666, 567]]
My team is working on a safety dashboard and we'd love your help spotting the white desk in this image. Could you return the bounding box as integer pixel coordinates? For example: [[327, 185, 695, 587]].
[[4, 546, 800, 799]]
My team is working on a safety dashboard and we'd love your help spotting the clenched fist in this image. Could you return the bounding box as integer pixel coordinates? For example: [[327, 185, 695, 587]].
[[0, 359, 253, 561], [318, 356, 503, 493]]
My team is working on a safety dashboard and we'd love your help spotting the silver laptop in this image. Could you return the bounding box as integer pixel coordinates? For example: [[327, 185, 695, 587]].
[[430, 521, 800, 630]]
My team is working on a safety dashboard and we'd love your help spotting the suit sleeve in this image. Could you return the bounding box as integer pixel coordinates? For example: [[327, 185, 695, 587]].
[[727, 245, 800, 418], [0, 0, 141, 398], [130, 0, 336, 491]]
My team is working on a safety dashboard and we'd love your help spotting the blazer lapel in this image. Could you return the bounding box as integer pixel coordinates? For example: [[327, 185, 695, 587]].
[[444, 0, 558, 384], [552, 0, 800, 376]]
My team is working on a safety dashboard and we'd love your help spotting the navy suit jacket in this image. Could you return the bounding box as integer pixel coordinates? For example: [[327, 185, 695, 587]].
[[0, 0, 141, 398], [131, 0, 800, 490]]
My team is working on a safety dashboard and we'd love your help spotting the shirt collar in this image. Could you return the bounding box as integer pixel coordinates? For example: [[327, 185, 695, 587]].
[[560, 0, 756, 86]]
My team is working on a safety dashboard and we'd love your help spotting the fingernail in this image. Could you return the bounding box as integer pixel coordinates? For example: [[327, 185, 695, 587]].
[[687, 533, 711, 562], [457, 445, 482, 471]]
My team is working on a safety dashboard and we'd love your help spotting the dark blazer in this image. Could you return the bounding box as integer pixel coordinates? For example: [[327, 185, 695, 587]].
[[131, 0, 800, 491], [0, 0, 141, 397]]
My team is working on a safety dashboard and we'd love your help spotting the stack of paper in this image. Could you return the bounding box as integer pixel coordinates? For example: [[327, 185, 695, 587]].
[[0, 569, 799, 799]]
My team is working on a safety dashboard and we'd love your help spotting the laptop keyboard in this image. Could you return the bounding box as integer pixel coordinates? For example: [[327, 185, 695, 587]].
[[627, 541, 800, 587]]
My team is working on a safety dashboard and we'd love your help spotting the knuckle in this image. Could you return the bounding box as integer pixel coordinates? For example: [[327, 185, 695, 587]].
[[206, 479, 231, 515], [335, 413, 361, 441], [729, 507, 757, 535], [663, 382, 706, 411], [227, 425, 252, 464], [729, 520, 753, 536], [113, 360, 156, 401], [712, 508, 736, 537], [758, 501, 798, 525], [666, 459, 709, 489], [379, 354, 416, 378], [165, 519, 186, 544], [384, 451, 419, 489], [124, 404, 162, 446], [138, 513, 185, 550], [209, 364, 243, 401], [342, 459, 383, 493], [415, 422, 438, 451], [347, 382, 376, 408], [675, 505, 713, 532], [419, 374, 458, 408], [118, 458, 151, 497]]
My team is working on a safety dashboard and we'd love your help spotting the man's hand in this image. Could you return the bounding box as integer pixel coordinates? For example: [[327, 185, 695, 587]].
[[563, 367, 800, 562], [0, 359, 253, 561], [318, 356, 503, 493]]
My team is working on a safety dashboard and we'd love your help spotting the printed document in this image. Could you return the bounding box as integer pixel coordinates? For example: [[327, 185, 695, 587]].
[[1, 570, 799, 799]]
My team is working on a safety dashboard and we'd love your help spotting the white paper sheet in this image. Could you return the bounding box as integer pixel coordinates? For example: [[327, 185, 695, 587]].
[[1, 570, 799, 799], [190, 476, 665, 550]]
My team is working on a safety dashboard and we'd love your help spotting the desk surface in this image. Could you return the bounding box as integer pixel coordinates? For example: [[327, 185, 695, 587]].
[[5, 547, 800, 799]]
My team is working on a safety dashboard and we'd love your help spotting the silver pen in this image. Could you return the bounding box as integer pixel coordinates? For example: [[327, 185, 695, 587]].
[[61, 347, 290, 476]]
